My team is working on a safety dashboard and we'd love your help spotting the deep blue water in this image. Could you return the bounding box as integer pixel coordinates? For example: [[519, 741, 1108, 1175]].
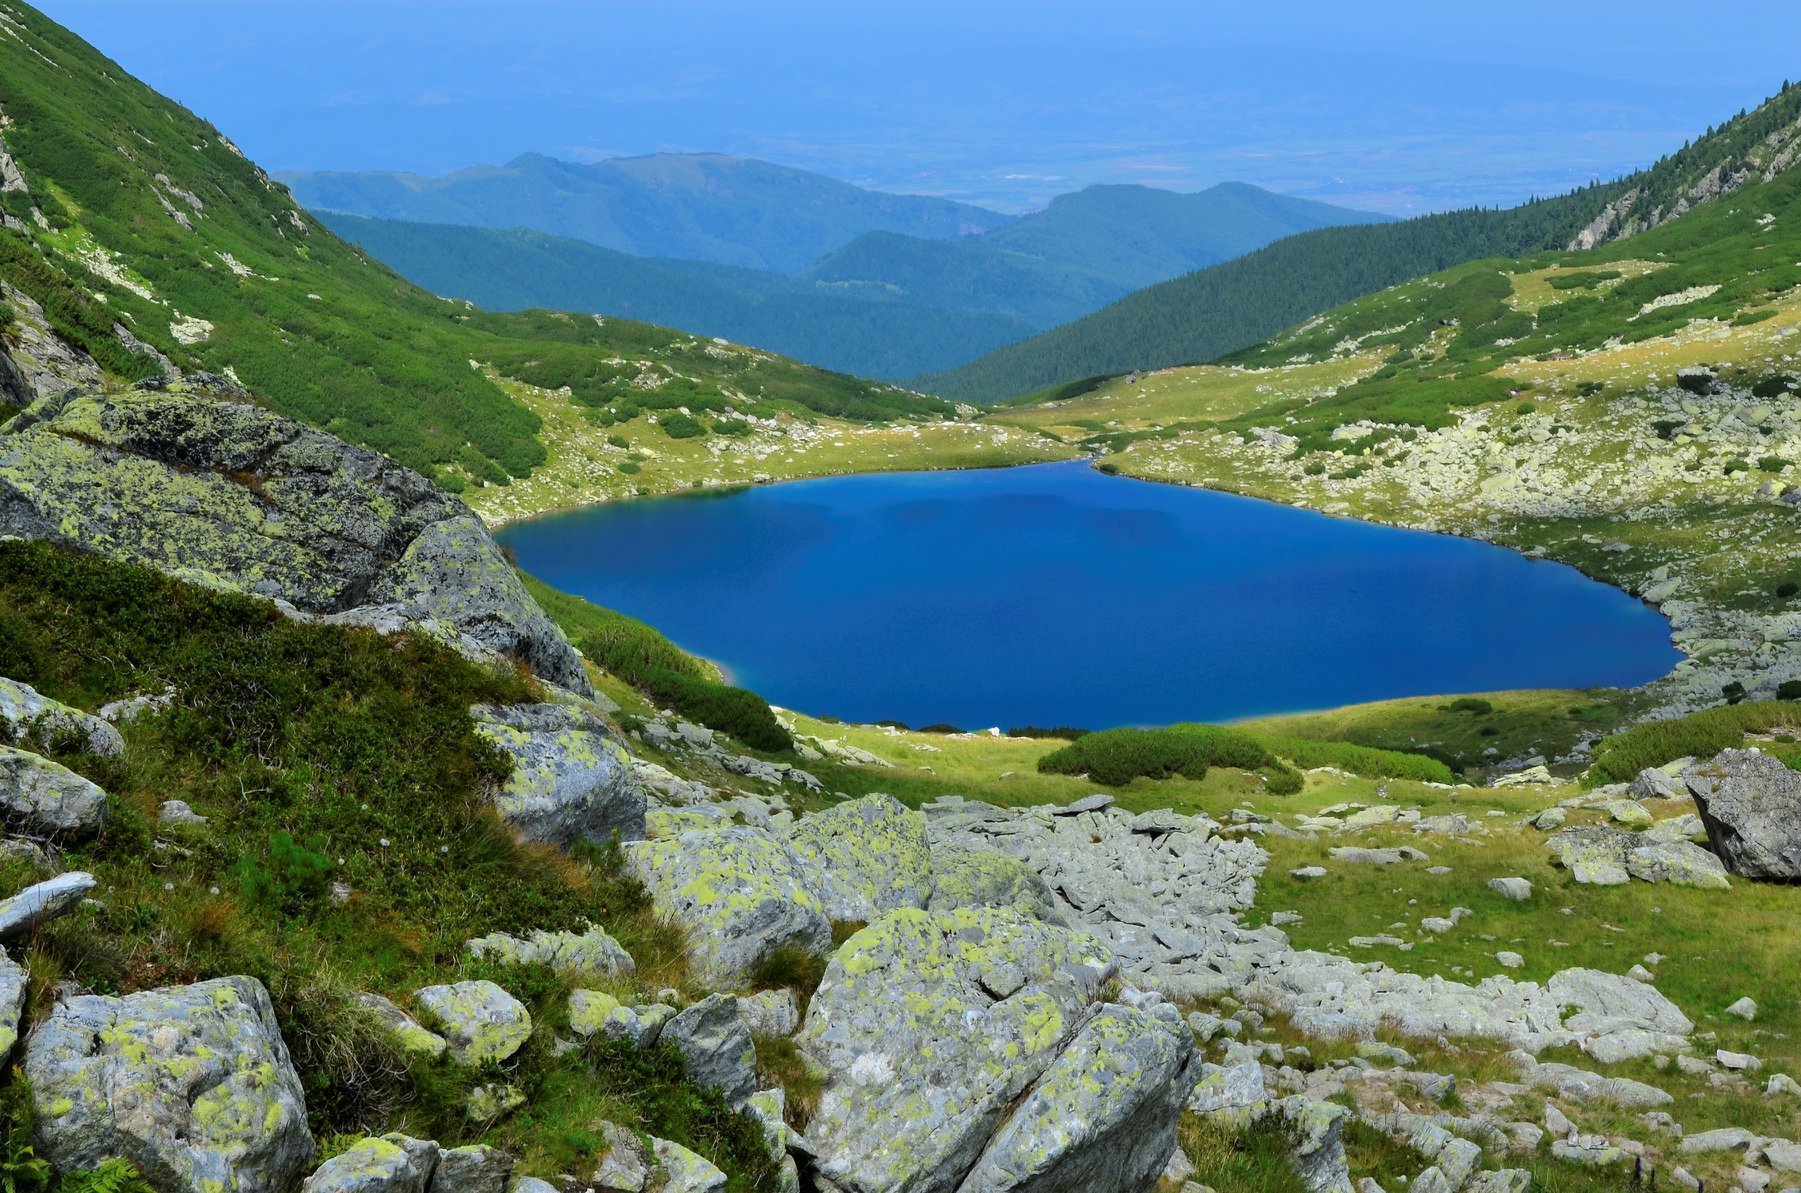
[[498, 462, 1679, 729]]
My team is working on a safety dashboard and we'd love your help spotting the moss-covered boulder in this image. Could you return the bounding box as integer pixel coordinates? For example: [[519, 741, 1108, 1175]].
[[349, 992, 447, 1061], [0, 389, 590, 694], [466, 925, 636, 981], [413, 981, 532, 1067], [0, 676, 123, 757], [0, 946, 23, 1067], [301, 1135, 436, 1193], [0, 745, 110, 839], [798, 906, 1188, 1193], [24, 975, 316, 1193], [787, 794, 930, 921], [469, 704, 643, 848], [624, 826, 831, 989], [926, 841, 1068, 925], [953, 1004, 1195, 1193]]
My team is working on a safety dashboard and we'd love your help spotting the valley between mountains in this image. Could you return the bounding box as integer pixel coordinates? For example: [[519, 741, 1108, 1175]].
[[1, 3, 1800, 1193]]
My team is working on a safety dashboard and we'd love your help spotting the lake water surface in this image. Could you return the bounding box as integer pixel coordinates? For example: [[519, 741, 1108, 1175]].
[[498, 462, 1680, 729]]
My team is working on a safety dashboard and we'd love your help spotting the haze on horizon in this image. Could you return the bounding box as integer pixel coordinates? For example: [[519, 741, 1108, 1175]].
[[35, 0, 1801, 215]]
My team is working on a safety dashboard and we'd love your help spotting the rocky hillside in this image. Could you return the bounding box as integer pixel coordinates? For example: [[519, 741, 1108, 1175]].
[[2, 361, 1800, 1193], [0, 0, 947, 489]]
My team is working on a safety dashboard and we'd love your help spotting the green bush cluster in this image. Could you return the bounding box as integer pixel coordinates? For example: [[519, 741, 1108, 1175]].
[[1587, 700, 1801, 784], [636, 669, 792, 753], [1037, 725, 1301, 793], [660, 412, 706, 440]]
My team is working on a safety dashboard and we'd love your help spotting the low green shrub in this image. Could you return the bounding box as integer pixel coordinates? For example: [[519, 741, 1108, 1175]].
[[1038, 725, 1301, 790], [606, 434, 629, 448], [1443, 697, 1494, 715], [236, 831, 334, 916], [1587, 701, 1801, 784], [638, 669, 792, 753], [1779, 680, 1801, 701], [659, 413, 705, 440], [1006, 726, 1091, 741]]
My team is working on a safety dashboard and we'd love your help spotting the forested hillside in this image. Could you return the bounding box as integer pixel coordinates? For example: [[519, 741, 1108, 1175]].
[[318, 213, 1037, 380], [0, 1, 946, 487], [924, 82, 1801, 403]]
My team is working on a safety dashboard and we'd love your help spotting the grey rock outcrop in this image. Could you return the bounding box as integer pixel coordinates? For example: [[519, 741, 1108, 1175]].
[[786, 792, 930, 921], [0, 870, 94, 940], [413, 982, 532, 1066], [952, 1004, 1196, 1193], [1547, 825, 1730, 889], [1685, 749, 1801, 879], [25, 976, 315, 1193], [432, 1145, 513, 1193], [661, 994, 758, 1106], [470, 703, 642, 847], [798, 905, 1192, 1193], [0, 746, 110, 839], [0, 677, 124, 757], [0, 389, 591, 694], [624, 825, 831, 989], [465, 925, 636, 981], [0, 946, 23, 1065], [302, 1135, 436, 1193]]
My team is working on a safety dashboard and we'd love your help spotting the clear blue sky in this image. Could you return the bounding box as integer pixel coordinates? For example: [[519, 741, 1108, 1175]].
[[34, 0, 1801, 214]]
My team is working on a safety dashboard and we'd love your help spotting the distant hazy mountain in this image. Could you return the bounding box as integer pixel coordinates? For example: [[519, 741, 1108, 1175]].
[[320, 213, 1035, 379], [804, 182, 1393, 328], [304, 170, 1387, 379], [281, 153, 1013, 274]]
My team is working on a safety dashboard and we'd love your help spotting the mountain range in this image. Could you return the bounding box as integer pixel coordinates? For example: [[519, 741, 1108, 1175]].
[[288, 164, 1390, 380]]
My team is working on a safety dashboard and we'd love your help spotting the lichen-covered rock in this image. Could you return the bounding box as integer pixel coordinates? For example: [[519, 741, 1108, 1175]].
[[431, 1145, 513, 1193], [591, 1120, 652, 1192], [350, 992, 447, 1061], [662, 994, 757, 1106], [0, 870, 93, 940], [787, 794, 930, 921], [1188, 1042, 1268, 1121], [466, 925, 636, 980], [797, 906, 1123, 1193], [470, 703, 642, 847], [1547, 969, 1693, 1062], [301, 1135, 436, 1193], [0, 390, 590, 694], [954, 1004, 1195, 1193], [0, 946, 23, 1066], [1548, 825, 1729, 889], [414, 981, 532, 1066], [1685, 748, 1801, 879], [1274, 1096, 1354, 1193], [567, 991, 668, 1048], [0, 677, 123, 757], [735, 989, 799, 1038], [0, 746, 110, 839], [926, 842, 1067, 925], [649, 1138, 726, 1193], [25, 975, 315, 1193], [624, 826, 831, 989]]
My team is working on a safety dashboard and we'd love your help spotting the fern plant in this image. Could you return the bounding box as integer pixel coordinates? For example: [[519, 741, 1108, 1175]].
[[52, 1161, 152, 1193]]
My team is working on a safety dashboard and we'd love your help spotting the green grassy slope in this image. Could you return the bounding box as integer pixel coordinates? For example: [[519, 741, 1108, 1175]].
[[0, 0, 943, 486], [318, 213, 1036, 380], [924, 83, 1801, 403], [281, 151, 1013, 275]]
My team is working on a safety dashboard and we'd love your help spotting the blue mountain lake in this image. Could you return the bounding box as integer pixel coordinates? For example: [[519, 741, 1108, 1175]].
[[498, 461, 1680, 730]]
